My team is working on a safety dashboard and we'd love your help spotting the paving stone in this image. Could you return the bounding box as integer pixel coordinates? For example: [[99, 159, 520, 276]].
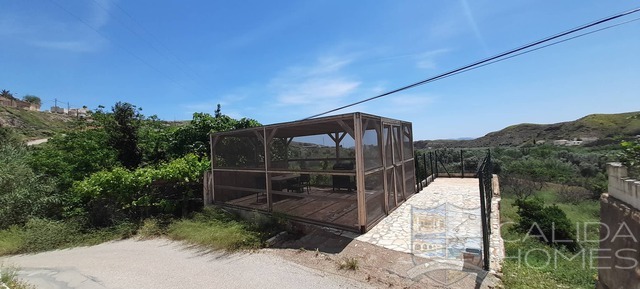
[[356, 178, 505, 275]]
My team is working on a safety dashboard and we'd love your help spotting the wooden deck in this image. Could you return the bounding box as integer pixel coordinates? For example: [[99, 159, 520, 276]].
[[225, 186, 359, 228]]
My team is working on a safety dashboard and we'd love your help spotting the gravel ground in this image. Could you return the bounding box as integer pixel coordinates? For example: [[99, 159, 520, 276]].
[[0, 238, 372, 289]]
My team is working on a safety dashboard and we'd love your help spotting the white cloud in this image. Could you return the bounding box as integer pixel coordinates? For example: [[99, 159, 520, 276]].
[[276, 78, 361, 105], [415, 49, 450, 69], [269, 56, 361, 107]]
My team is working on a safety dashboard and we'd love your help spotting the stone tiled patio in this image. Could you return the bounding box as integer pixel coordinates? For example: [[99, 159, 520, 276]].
[[356, 177, 504, 273]]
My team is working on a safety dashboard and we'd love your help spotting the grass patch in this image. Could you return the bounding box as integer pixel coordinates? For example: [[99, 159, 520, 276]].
[[1, 266, 35, 289], [166, 208, 265, 251], [500, 191, 600, 289], [137, 218, 165, 239], [0, 219, 136, 256], [0, 209, 283, 256], [0, 227, 24, 256], [338, 257, 359, 271]]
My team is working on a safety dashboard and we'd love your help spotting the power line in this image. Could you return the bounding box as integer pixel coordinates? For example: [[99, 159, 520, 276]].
[[302, 7, 640, 120], [377, 15, 640, 98], [111, 1, 209, 84], [47, 0, 195, 94], [90, 0, 207, 86]]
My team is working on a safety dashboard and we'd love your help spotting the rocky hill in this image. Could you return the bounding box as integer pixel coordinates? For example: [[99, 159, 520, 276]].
[[415, 111, 640, 149], [0, 106, 78, 140]]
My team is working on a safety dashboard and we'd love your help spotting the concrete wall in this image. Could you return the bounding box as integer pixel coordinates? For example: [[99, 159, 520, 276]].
[[607, 163, 640, 211], [597, 163, 640, 289], [0, 97, 40, 111]]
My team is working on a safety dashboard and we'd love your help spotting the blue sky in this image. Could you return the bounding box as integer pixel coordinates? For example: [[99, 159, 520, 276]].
[[1, 1, 639, 140]]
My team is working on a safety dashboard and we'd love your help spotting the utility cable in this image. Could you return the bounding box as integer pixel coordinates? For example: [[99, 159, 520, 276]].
[[47, 0, 196, 94], [90, 0, 207, 86], [398, 16, 640, 94], [302, 7, 640, 120]]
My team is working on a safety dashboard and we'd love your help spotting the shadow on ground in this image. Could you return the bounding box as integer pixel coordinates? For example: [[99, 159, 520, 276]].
[[270, 227, 355, 254]]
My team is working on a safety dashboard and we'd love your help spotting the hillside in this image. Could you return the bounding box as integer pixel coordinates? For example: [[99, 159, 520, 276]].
[[0, 106, 78, 140], [415, 111, 640, 149]]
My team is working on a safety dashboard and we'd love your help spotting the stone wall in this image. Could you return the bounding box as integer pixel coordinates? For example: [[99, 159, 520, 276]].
[[597, 163, 640, 289], [0, 96, 40, 111], [489, 174, 504, 273]]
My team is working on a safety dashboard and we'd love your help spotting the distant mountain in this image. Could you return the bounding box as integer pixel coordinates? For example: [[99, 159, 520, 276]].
[[415, 111, 640, 149]]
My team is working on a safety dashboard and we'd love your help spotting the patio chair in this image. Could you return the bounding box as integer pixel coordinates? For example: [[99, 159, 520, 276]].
[[286, 174, 310, 193]]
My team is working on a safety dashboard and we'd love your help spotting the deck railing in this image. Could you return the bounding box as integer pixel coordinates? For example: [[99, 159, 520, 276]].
[[477, 150, 493, 271]]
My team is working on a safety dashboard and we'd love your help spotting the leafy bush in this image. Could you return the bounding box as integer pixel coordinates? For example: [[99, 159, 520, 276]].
[[0, 127, 22, 145], [20, 218, 82, 252], [515, 198, 578, 252], [69, 154, 210, 226], [0, 144, 58, 229], [28, 129, 118, 192], [619, 139, 640, 177]]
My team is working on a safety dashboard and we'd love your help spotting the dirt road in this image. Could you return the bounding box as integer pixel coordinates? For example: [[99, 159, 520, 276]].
[[0, 239, 371, 289]]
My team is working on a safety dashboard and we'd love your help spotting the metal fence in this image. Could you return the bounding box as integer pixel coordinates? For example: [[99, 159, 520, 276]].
[[477, 150, 493, 270], [414, 149, 488, 191]]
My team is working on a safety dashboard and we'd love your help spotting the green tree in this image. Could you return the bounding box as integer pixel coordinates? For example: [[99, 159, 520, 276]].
[[104, 102, 143, 169], [22, 94, 41, 105], [0, 89, 15, 99], [138, 115, 174, 165], [169, 108, 260, 158], [515, 197, 578, 252], [28, 130, 118, 192], [0, 143, 58, 228]]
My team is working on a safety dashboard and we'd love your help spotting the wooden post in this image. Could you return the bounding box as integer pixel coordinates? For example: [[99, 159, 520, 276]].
[[461, 150, 464, 178], [354, 113, 367, 232], [208, 133, 216, 204], [379, 122, 389, 214], [264, 127, 273, 211], [414, 153, 420, 192], [434, 151, 438, 177], [423, 153, 428, 185]]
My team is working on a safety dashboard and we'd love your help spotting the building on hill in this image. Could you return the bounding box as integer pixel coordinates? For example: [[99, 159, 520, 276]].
[[553, 139, 569, 146], [50, 106, 66, 114], [50, 106, 90, 118], [68, 107, 89, 118], [0, 96, 41, 111], [580, 137, 599, 143]]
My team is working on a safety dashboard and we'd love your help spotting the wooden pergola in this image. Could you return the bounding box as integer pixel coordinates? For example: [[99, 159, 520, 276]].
[[204, 112, 415, 233]]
